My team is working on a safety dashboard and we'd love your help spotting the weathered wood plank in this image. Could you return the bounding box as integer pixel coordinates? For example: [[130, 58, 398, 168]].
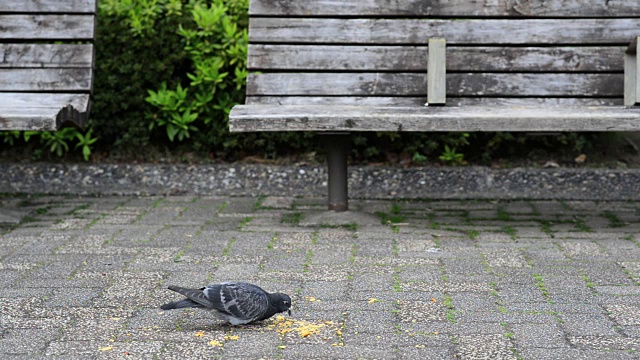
[[626, 36, 640, 106], [247, 73, 622, 97], [0, 44, 93, 68], [0, 0, 96, 13], [250, 0, 640, 17], [0, 93, 89, 110], [248, 45, 626, 72], [427, 38, 446, 105], [229, 105, 640, 132], [0, 95, 90, 130], [0, 69, 93, 91], [0, 15, 95, 39], [250, 18, 640, 45], [0, 113, 57, 131], [246, 96, 623, 107]]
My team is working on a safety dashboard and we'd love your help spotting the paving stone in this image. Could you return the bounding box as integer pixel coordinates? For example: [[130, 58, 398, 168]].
[[569, 335, 640, 351], [454, 334, 517, 360], [509, 323, 568, 348], [603, 304, 640, 326], [561, 313, 619, 336]]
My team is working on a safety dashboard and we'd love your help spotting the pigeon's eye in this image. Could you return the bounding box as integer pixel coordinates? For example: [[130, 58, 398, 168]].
[[283, 300, 289, 305]]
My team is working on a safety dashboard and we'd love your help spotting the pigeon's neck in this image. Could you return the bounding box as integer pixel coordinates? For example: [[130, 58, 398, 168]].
[[260, 293, 282, 320]]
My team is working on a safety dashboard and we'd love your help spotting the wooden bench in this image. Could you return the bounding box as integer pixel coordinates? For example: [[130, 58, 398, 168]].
[[229, 0, 640, 211], [0, 0, 96, 131]]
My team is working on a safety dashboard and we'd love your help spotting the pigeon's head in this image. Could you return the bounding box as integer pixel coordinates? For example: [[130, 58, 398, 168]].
[[272, 293, 292, 316]]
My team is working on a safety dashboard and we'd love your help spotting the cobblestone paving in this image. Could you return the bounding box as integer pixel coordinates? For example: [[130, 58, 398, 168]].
[[1, 195, 640, 359]]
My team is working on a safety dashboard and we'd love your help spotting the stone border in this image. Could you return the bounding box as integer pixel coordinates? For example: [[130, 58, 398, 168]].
[[1, 163, 639, 200]]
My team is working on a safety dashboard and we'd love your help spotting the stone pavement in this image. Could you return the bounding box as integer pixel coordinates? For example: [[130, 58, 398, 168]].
[[1, 195, 640, 359]]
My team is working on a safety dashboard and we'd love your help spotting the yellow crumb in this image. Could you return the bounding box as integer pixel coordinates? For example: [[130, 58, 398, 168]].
[[208, 340, 223, 347]]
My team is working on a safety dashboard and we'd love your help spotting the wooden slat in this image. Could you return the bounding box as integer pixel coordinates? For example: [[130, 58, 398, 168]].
[[427, 38, 446, 105], [229, 105, 640, 132], [0, 69, 93, 91], [250, 0, 640, 17], [0, 0, 96, 14], [250, 18, 640, 45], [0, 94, 90, 131], [0, 44, 93, 68], [247, 73, 622, 97], [246, 96, 623, 107], [248, 45, 626, 72], [0, 93, 89, 110], [0, 15, 95, 40]]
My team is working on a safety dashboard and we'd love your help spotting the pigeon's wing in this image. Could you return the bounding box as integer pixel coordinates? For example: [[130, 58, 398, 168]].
[[167, 286, 215, 308], [203, 282, 269, 321]]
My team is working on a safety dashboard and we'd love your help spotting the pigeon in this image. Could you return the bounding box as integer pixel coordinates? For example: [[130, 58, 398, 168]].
[[160, 281, 292, 325]]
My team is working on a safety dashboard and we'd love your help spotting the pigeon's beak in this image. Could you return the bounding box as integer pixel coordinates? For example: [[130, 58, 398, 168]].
[[287, 309, 292, 316]]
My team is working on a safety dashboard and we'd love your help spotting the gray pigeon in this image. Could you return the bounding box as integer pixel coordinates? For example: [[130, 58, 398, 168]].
[[160, 281, 292, 325]]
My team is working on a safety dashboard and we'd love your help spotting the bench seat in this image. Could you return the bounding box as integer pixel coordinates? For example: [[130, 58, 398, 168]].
[[231, 105, 640, 133]]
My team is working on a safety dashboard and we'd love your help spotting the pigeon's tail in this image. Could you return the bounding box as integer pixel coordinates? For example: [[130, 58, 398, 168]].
[[162, 285, 214, 309], [160, 298, 202, 310]]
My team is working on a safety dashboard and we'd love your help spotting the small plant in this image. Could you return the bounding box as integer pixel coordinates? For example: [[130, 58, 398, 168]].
[[532, 274, 550, 299], [443, 295, 457, 323], [573, 216, 593, 232], [602, 211, 625, 228], [501, 226, 517, 240], [539, 220, 554, 237], [222, 237, 236, 256], [237, 216, 252, 230], [439, 145, 466, 165], [39, 128, 75, 157], [74, 130, 99, 161], [412, 152, 427, 165], [267, 233, 278, 250], [281, 212, 303, 225], [497, 208, 510, 221]]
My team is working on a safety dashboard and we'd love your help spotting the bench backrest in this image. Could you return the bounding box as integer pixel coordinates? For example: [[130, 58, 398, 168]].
[[0, 0, 96, 130], [245, 0, 640, 107]]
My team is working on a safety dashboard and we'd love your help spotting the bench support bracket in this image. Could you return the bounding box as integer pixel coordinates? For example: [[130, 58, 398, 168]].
[[427, 38, 446, 106], [625, 36, 640, 106], [323, 133, 350, 211]]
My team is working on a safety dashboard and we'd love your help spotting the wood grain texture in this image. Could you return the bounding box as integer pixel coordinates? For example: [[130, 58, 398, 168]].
[[427, 38, 446, 105], [248, 45, 626, 72], [0, 69, 93, 91], [0, 93, 90, 110], [249, 0, 640, 17], [250, 18, 640, 45], [0, 94, 90, 130], [246, 96, 623, 107], [247, 73, 622, 97], [0, 44, 93, 68], [229, 105, 640, 132], [0, 15, 95, 39], [0, 0, 96, 13]]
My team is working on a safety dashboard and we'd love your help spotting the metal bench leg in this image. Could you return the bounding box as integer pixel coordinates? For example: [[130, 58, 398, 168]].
[[324, 134, 350, 211]]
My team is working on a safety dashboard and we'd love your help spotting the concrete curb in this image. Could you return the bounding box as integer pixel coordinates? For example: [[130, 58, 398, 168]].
[[1, 163, 639, 200]]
